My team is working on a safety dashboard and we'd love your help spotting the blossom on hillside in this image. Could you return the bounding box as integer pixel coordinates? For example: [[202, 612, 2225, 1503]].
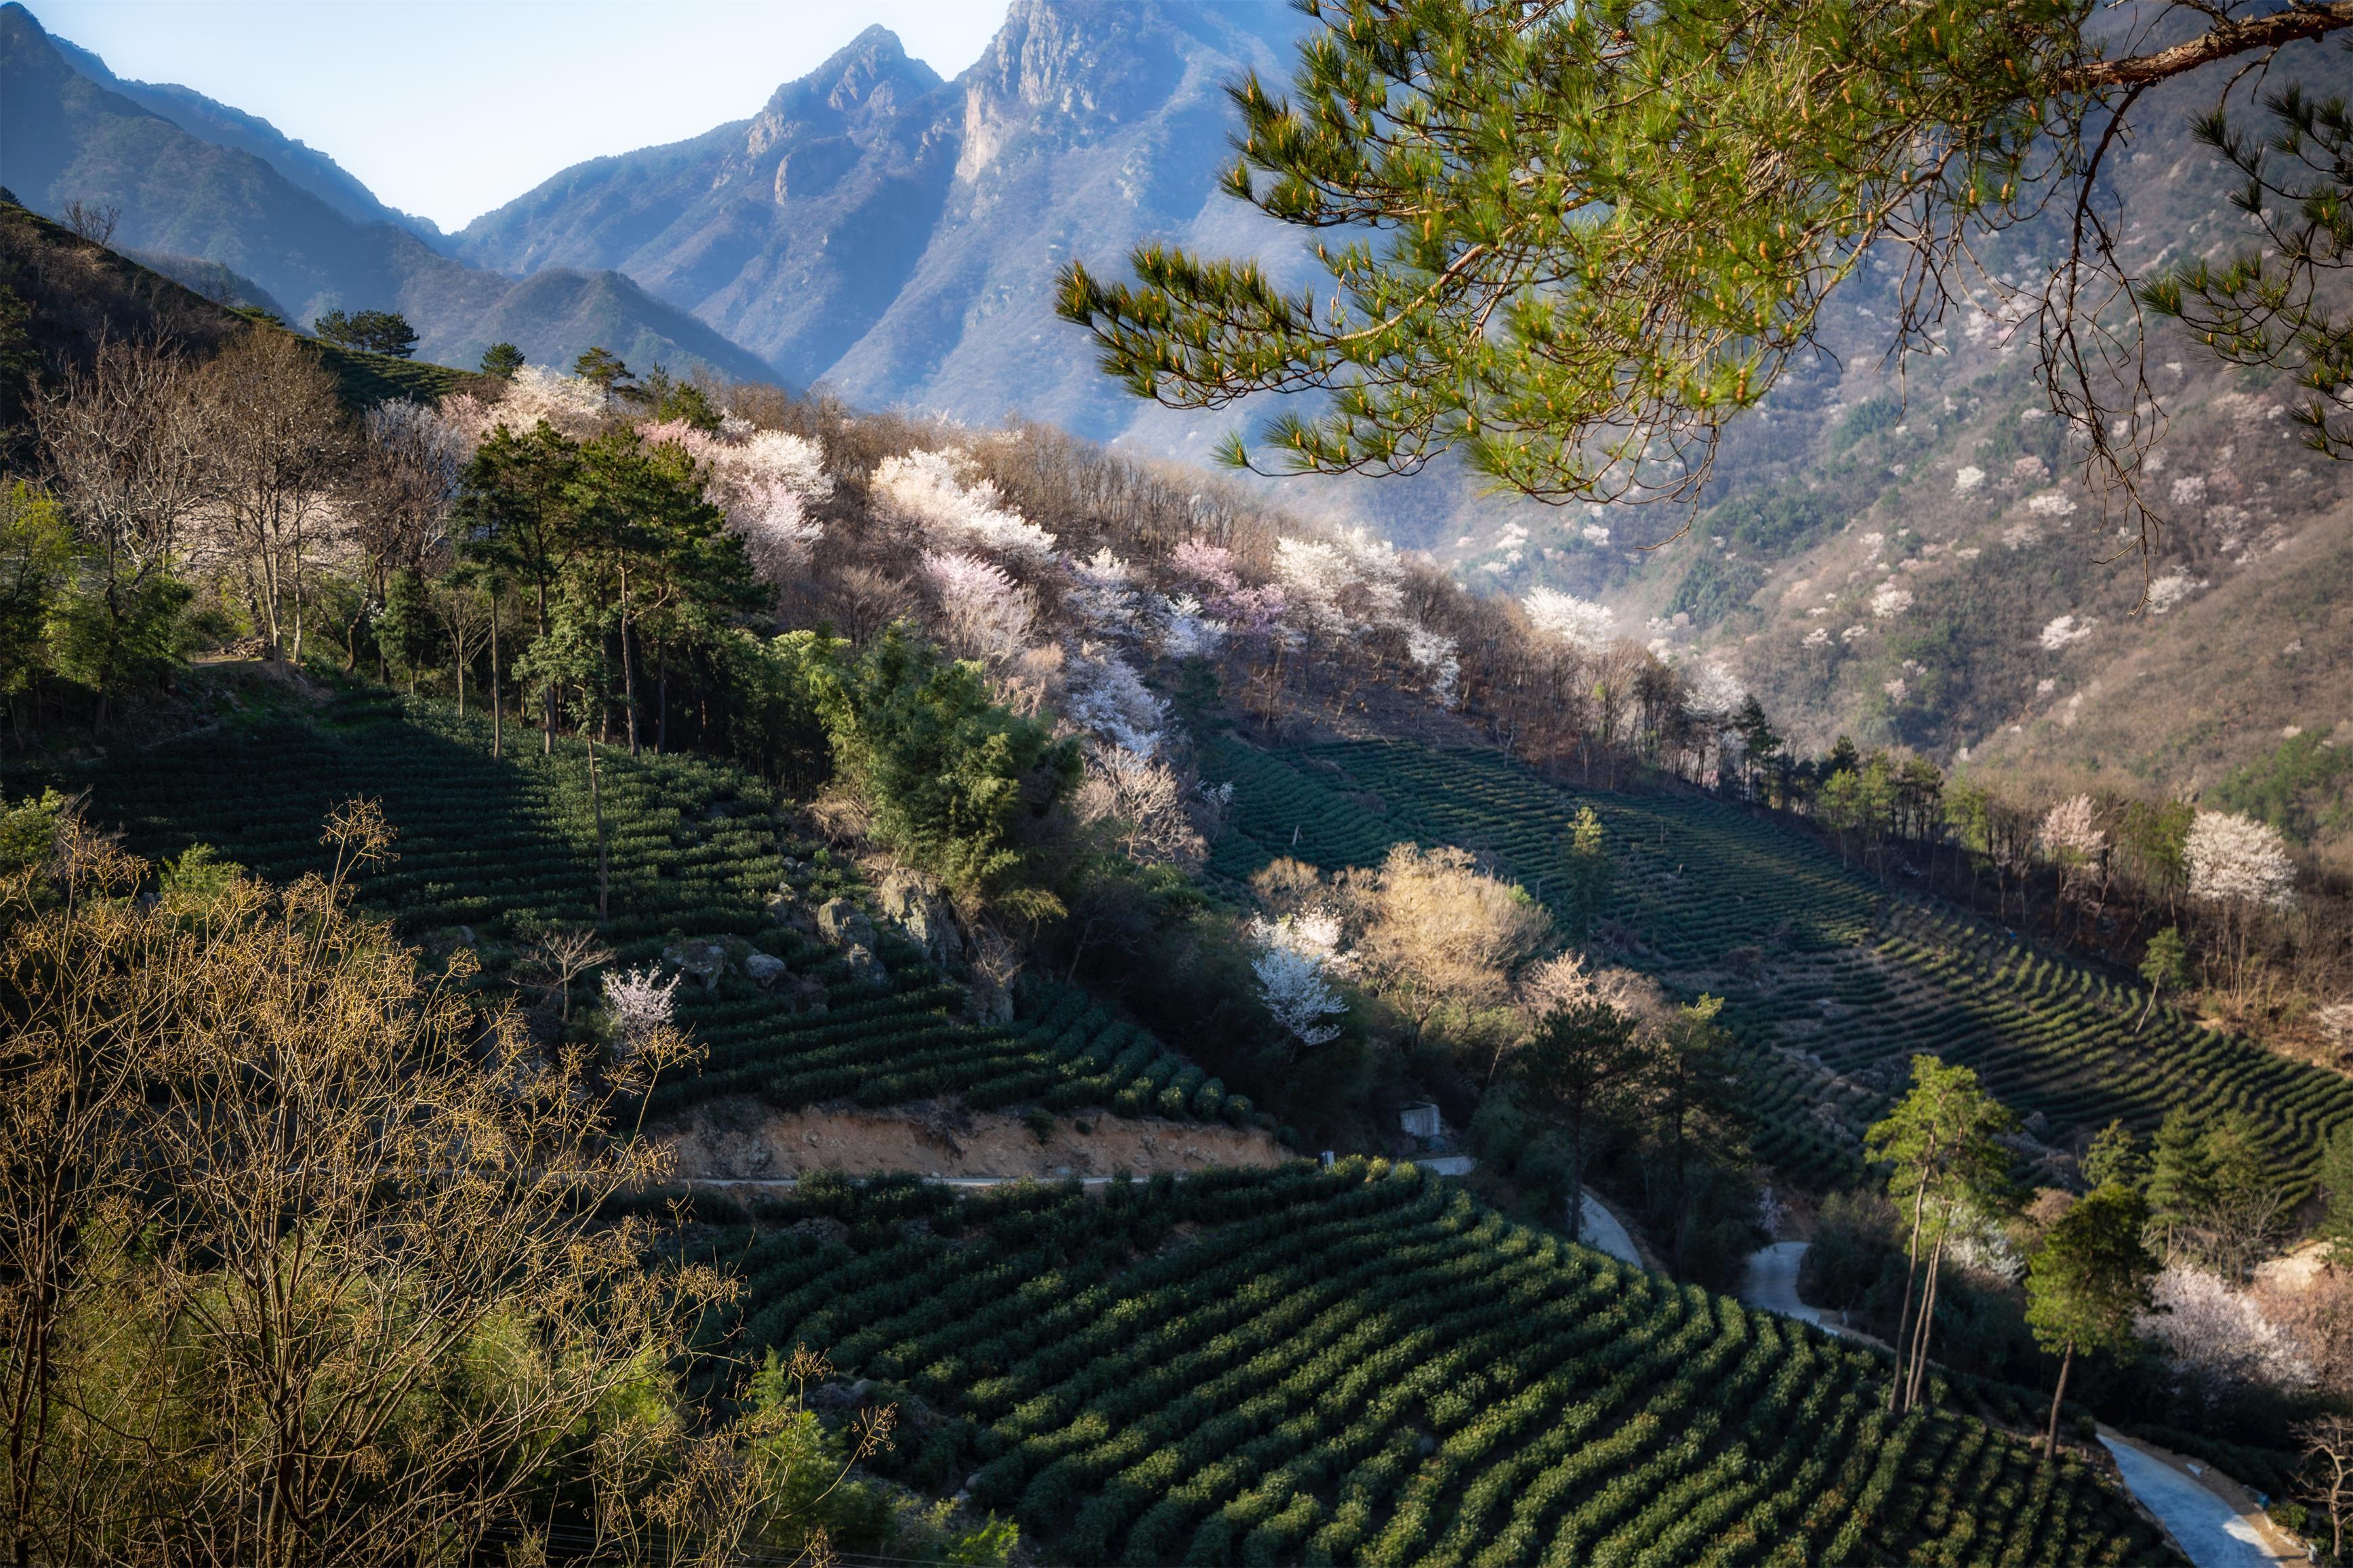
[[1953, 465, 1986, 493], [1523, 587, 1615, 655], [602, 964, 680, 1058], [466, 365, 607, 440], [1248, 908, 1351, 1051], [2026, 491, 2076, 516], [873, 449, 1057, 560], [2037, 794, 2104, 861], [2187, 810, 2295, 909], [1870, 584, 1913, 619], [2039, 614, 2093, 651], [2137, 1264, 2313, 1414], [1406, 627, 1460, 708], [1252, 945, 1349, 1050], [2146, 571, 2203, 614], [1274, 528, 1403, 636], [1063, 646, 1168, 756], [919, 550, 1034, 666]]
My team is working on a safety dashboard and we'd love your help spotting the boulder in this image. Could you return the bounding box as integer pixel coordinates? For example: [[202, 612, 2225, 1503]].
[[816, 897, 875, 949], [844, 943, 888, 989], [661, 938, 729, 991], [880, 872, 963, 964], [743, 953, 789, 989], [968, 976, 1014, 1025]]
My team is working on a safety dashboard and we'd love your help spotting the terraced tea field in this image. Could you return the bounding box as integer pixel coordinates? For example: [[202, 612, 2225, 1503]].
[[36, 692, 1226, 1124], [714, 1159, 2177, 1566], [1210, 738, 2353, 1196]]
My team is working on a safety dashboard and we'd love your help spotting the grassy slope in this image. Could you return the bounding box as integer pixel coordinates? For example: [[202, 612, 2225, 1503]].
[[705, 1159, 2177, 1566], [1209, 735, 2353, 1199]]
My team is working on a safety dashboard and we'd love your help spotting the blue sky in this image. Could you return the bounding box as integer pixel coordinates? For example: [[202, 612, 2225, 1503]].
[[29, 1, 1015, 231]]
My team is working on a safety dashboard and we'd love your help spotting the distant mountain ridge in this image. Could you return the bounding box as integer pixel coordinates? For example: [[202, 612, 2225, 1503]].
[[0, 0, 776, 384], [454, 0, 1309, 445]]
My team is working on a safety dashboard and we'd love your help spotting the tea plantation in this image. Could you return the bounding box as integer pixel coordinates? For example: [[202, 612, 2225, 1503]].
[[1208, 737, 2353, 1198], [35, 691, 1227, 1123], [711, 1159, 2177, 1567]]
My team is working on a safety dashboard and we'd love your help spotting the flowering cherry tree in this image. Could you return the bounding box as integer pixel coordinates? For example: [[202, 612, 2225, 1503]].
[[919, 550, 1034, 666], [602, 964, 681, 1060], [1523, 587, 1616, 655], [872, 449, 1058, 561], [1247, 909, 1351, 1052], [2188, 810, 2295, 909]]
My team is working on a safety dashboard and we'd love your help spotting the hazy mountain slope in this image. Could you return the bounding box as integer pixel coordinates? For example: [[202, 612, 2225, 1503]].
[[0, 1, 775, 384], [456, 0, 1309, 428], [43, 28, 444, 243]]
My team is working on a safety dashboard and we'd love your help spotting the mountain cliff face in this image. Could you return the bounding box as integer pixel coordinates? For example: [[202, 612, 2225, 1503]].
[[456, 0, 1306, 436], [0, 1, 775, 383]]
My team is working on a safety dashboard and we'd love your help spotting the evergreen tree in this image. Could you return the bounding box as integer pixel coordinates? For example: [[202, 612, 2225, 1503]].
[[2320, 1123, 2353, 1265], [1057, 0, 2353, 546], [1511, 999, 1650, 1249], [2081, 1121, 2145, 1193], [2144, 1107, 2213, 1257], [2024, 1184, 2158, 1462], [479, 342, 524, 379], [2135, 927, 2193, 1032], [572, 347, 633, 404], [313, 309, 418, 358], [1561, 806, 1609, 934], [375, 568, 437, 694], [1865, 1056, 2018, 1414]]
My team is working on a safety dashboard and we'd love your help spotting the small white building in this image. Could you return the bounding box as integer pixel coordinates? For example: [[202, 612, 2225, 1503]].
[[1399, 1102, 1441, 1140]]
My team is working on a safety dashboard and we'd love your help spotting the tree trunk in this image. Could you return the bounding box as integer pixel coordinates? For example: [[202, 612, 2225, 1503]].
[[1889, 1174, 1932, 1413], [1565, 1123, 1587, 1247], [1906, 1234, 1948, 1411], [619, 580, 640, 758], [586, 730, 609, 923], [2043, 1340, 2074, 1463], [489, 597, 502, 759]]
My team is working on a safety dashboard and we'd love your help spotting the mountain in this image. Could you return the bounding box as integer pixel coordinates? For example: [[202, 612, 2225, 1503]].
[[455, 0, 1309, 449], [0, 1, 777, 384], [42, 30, 446, 245]]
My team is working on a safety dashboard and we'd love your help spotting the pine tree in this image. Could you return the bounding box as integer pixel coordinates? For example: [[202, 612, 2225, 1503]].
[[1057, 0, 2353, 546], [479, 342, 524, 379], [1865, 1056, 2018, 1414], [2145, 1107, 2213, 1256], [2082, 1121, 2145, 1193], [2024, 1184, 2158, 1462], [1512, 1000, 1649, 1249]]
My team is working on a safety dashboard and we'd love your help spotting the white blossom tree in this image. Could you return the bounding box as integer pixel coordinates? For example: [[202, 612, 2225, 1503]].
[[872, 449, 1057, 561], [2137, 1264, 2315, 1418], [602, 965, 682, 1059], [918, 550, 1034, 667], [1523, 587, 1616, 655], [1074, 743, 1206, 868], [2188, 810, 2296, 1004], [1249, 938, 1350, 1053]]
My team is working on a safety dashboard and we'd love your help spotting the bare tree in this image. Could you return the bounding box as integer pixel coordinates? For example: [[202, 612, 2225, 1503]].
[[188, 329, 351, 662], [1350, 844, 1553, 1050], [346, 398, 462, 668], [0, 798, 725, 1565], [513, 921, 616, 1023], [34, 337, 208, 709], [56, 200, 117, 248], [2297, 1411, 2353, 1563]]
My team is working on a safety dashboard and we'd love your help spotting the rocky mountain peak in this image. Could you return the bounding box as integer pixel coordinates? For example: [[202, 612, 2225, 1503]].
[[956, 0, 1181, 183]]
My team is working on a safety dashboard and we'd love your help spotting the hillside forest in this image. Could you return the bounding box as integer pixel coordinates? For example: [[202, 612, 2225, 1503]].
[[2, 1, 2353, 1562]]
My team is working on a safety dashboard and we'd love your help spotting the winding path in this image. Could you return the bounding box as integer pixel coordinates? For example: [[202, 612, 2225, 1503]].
[[1736, 1242, 2299, 1565], [2098, 1432, 2301, 1568]]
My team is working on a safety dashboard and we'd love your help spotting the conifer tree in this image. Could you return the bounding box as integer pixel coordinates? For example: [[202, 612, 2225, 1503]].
[[1057, 0, 2353, 548], [2024, 1184, 2158, 1462], [1866, 1056, 2018, 1413]]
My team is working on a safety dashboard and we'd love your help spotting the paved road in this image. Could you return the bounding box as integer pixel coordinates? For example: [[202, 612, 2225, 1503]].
[[1576, 1191, 1642, 1266], [2099, 1433, 2300, 1568], [1740, 1241, 1828, 1325]]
